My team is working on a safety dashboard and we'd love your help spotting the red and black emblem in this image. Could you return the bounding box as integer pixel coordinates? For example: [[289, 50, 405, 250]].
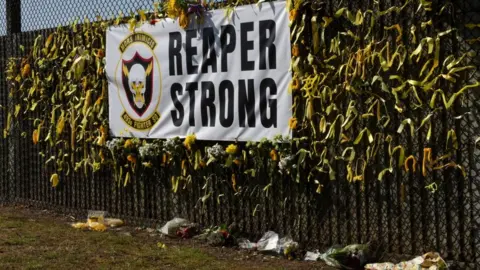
[[121, 52, 154, 117]]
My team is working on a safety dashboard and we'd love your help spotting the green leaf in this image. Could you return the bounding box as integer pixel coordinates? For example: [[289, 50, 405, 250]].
[[446, 129, 458, 150], [354, 128, 373, 145], [14, 105, 21, 117], [410, 42, 423, 61], [397, 118, 415, 137], [335, 8, 346, 18], [426, 37, 434, 54], [340, 147, 355, 162], [445, 81, 480, 109], [378, 167, 393, 181], [391, 146, 405, 167], [418, 113, 433, 129]]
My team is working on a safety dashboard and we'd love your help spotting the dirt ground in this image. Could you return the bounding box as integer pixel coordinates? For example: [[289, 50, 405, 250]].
[[0, 204, 334, 270]]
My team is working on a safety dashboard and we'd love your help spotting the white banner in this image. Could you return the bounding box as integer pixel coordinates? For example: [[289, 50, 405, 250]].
[[106, 1, 292, 141]]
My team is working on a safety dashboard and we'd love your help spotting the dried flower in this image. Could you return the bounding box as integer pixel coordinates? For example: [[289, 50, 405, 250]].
[[127, 154, 137, 164], [292, 44, 300, 57], [21, 63, 31, 78], [183, 134, 196, 151], [289, 77, 300, 92], [56, 113, 65, 136], [50, 173, 59, 187], [289, 9, 297, 21], [270, 149, 278, 161], [226, 144, 238, 155], [288, 117, 298, 130], [32, 130, 39, 144], [96, 49, 104, 58], [97, 125, 107, 146]]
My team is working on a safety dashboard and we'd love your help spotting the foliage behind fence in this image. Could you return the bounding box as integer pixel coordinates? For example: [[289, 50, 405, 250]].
[[0, 0, 479, 268]]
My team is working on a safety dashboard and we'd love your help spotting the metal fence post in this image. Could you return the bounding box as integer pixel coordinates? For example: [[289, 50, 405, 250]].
[[6, 0, 21, 35], [6, 0, 21, 203]]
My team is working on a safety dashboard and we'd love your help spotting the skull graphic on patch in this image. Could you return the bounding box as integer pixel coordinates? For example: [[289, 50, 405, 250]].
[[121, 52, 154, 117]]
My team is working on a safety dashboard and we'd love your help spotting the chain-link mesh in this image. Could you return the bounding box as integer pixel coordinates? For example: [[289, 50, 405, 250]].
[[21, 0, 152, 32], [0, 1, 6, 36], [0, 0, 479, 268]]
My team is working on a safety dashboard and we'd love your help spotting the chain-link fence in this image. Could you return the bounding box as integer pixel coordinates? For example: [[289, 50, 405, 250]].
[[0, 0, 479, 268]]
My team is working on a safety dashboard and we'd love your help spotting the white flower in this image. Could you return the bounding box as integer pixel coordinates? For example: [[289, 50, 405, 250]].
[[106, 138, 122, 151], [207, 143, 225, 159], [164, 137, 180, 154], [139, 143, 160, 159], [279, 155, 294, 174]]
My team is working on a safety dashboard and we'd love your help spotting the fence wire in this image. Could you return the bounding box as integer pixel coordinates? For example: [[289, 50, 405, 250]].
[[0, 0, 479, 268]]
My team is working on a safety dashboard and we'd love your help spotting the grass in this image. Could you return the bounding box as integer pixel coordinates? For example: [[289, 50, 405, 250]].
[[0, 209, 230, 270], [0, 206, 329, 270]]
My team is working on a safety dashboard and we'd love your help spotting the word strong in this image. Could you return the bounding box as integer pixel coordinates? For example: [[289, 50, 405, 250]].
[[168, 21, 278, 129], [107, 1, 291, 141]]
